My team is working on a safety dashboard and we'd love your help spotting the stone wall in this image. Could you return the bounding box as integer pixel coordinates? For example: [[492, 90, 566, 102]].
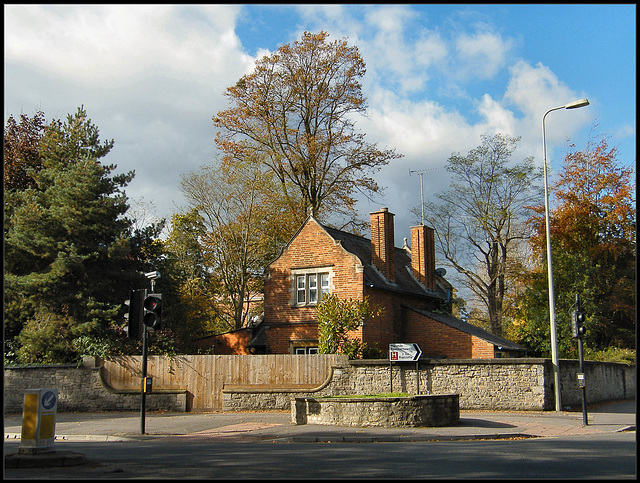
[[4, 359, 187, 414], [558, 359, 636, 409], [292, 394, 460, 427], [5, 357, 634, 414], [224, 358, 635, 412]]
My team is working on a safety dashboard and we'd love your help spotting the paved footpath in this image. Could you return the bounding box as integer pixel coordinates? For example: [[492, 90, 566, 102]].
[[4, 399, 635, 467]]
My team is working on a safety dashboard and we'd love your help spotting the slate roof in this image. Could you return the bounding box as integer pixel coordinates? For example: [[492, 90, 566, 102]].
[[321, 223, 450, 302], [405, 306, 528, 353]]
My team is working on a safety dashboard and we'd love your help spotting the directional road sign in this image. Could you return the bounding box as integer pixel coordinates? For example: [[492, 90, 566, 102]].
[[389, 343, 422, 362]]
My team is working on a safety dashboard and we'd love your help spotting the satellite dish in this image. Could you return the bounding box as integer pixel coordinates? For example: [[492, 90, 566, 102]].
[[435, 268, 446, 276]]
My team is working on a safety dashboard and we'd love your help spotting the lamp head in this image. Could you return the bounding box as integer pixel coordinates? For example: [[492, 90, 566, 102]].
[[565, 98, 589, 109]]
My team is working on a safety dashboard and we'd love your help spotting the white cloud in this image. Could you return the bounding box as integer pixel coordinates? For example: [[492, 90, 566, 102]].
[[4, 4, 259, 221], [364, 4, 416, 33], [455, 31, 512, 80], [413, 32, 448, 68], [4, 3, 602, 238], [4, 5, 250, 84], [503, 60, 591, 151], [477, 94, 517, 136]]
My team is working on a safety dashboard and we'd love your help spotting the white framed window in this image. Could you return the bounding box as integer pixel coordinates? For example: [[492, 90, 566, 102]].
[[308, 274, 318, 303], [297, 275, 306, 304], [292, 269, 332, 306], [320, 273, 330, 298], [295, 346, 318, 355]]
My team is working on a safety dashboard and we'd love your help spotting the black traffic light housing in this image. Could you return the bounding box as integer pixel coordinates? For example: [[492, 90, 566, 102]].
[[143, 293, 162, 330], [126, 289, 145, 340], [572, 310, 586, 339]]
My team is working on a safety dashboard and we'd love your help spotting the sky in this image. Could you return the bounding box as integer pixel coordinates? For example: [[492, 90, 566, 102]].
[[4, 4, 636, 254]]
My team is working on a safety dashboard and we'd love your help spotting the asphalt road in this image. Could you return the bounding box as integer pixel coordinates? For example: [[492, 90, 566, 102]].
[[4, 431, 636, 479], [5, 400, 636, 479]]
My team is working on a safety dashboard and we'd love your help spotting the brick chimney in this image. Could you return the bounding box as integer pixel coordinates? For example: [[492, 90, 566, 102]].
[[410, 225, 436, 291], [370, 208, 395, 282]]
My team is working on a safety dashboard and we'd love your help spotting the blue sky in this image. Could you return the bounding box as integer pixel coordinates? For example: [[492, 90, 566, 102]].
[[4, 4, 636, 252]]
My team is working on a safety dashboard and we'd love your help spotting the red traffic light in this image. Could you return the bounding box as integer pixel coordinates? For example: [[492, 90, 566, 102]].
[[144, 296, 161, 312], [143, 293, 162, 330]]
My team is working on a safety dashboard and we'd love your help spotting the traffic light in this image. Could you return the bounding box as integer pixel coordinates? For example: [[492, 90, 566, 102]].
[[125, 289, 145, 340], [572, 310, 586, 339], [143, 293, 162, 330]]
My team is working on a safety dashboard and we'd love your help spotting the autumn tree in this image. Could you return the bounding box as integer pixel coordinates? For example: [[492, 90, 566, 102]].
[[161, 209, 225, 338], [417, 133, 543, 337], [180, 160, 299, 330], [3, 111, 47, 191], [213, 31, 401, 228], [4, 107, 145, 363], [510, 135, 635, 356]]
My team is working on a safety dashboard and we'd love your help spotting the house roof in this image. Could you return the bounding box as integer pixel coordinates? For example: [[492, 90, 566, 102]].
[[405, 306, 528, 353], [321, 223, 451, 302]]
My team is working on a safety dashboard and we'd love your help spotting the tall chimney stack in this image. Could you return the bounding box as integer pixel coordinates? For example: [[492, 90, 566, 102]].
[[410, 225, 436, 291], [370, 208, 395, 282]]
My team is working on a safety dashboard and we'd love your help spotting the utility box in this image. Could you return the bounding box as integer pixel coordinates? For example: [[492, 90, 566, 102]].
[[19, 388, 58, 454]]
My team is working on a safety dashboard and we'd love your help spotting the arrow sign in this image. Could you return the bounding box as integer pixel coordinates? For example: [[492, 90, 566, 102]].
[[389, 343, 422, 362], [41, 390, 57, 410]]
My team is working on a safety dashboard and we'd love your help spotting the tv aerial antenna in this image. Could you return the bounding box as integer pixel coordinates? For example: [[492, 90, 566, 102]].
[[409, 168, 437, 225]]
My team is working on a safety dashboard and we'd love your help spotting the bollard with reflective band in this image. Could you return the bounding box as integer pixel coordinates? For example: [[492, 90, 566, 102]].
[[19, 388, 58, 454]]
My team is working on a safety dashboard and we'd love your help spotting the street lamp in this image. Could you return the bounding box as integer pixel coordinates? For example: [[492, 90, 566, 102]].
[[542, 98, 589, 412]]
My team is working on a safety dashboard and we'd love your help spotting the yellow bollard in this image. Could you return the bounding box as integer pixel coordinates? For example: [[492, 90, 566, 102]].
[[19, 388, 58, 454]]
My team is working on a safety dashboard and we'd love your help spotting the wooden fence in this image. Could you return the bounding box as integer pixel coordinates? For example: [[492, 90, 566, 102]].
[[101, 354, 348, 411]]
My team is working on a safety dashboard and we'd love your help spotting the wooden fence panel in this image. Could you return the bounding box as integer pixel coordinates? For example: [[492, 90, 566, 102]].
[[102, 354, 347, 411]]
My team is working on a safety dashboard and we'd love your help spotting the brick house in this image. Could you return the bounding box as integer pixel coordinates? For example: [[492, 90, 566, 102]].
[[196, 207, 526, 358]]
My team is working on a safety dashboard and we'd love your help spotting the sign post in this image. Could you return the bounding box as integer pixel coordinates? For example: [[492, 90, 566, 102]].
[[389, 343, 422, 394]]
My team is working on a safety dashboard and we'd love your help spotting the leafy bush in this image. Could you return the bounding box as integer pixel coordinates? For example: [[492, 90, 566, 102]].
[[72, 335, 124, 361], [16, 311, 76, 364], [584, 346, 635, 365], [317, 294, 383, 359]]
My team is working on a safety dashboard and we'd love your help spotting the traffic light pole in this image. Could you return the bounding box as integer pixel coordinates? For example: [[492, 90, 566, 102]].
[[578, 335, 588, 426], [573, 293, 588, 426], [138, 272, 161, 435], [140, 289, 148, 435]]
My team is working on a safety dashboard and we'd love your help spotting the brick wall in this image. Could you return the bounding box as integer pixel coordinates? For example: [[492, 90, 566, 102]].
[[264, 218, 365, 353], [361, 289, 397, 350], [403, 305, 496, 358], [193, 329, 252, 355]]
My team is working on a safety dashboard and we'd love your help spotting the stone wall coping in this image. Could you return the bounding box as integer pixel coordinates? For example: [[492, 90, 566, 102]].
[[4, 363, 80, 370], [296, 393, 459, 402], [348, 358, 633, 367], [348, 358, 548, 366], [223, 384, 320, 393]]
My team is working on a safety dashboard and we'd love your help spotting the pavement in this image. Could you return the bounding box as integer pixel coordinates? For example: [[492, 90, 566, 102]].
[[4, 399, 636, 468]]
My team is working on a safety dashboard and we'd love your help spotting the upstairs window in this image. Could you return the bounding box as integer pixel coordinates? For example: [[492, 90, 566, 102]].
[[297, 275, 306, 304], [294, 271, 331, 306]]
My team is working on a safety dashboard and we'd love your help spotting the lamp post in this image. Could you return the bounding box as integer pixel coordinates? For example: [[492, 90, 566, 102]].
[[542, 98, 589, 412]]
